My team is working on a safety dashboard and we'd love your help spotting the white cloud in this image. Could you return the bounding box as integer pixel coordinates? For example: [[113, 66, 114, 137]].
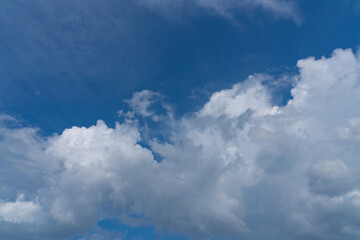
[[1, 48, 360, 239], [0, 195, 42, 224], [198, 74, 278, 118], [124, 90, 171, 121], [125, 90, 159, 118]]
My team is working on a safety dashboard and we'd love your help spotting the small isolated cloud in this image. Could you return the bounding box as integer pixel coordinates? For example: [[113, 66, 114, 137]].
[[1, 48, 360, 239], [124, 90, 172, 122], [126, 90, 160, 118], [137, 0, 303, 25]]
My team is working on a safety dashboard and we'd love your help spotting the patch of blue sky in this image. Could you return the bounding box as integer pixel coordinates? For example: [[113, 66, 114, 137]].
[[67, 218, 189, 240], [1, 0, 360, 136]]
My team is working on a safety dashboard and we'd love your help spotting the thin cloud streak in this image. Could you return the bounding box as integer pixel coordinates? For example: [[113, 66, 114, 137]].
[[137, 0, 303, 25]]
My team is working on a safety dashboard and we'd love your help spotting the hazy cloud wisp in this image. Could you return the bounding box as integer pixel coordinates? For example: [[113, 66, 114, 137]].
[[137, 0, 303, 25]]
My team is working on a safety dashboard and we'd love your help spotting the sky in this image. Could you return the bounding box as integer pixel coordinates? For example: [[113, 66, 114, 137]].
[[1, 0, 360, 239]]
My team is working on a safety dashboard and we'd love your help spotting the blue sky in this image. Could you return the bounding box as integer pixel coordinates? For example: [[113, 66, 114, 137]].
[[1, 0, 360, 134], [2, 0, 360, 239]]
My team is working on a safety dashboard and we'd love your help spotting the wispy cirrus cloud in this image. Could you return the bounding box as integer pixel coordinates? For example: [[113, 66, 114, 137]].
[[137, 0, 303, 25]]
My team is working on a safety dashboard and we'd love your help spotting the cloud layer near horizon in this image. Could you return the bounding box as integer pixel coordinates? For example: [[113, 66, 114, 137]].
[[1, 48, 360, 239]]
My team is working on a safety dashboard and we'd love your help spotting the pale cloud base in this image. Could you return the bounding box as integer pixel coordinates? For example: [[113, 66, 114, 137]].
[[1, 48, 360, 239]]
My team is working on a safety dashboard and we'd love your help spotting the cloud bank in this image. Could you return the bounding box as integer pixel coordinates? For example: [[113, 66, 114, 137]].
[[1, 48, 360, 239]]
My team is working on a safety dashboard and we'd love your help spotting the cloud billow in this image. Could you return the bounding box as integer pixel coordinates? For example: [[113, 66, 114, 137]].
[[1, 48, 360, 239]]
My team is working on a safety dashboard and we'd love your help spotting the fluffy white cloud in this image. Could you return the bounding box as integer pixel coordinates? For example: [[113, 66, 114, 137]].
[[1, 48, 360, 239], [137, 0, 302, 25], [0, 195, 41, 224]]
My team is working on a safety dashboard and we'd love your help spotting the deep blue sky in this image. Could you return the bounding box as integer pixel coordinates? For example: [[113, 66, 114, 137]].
[[2, 1, 360, 239], [1, 0, 360, 135]]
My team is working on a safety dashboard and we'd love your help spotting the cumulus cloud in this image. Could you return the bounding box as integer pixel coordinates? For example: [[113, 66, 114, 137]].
[[0, 195, 41, 224], [137, 0, 303, 25], [1, 48, 360, 239]]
